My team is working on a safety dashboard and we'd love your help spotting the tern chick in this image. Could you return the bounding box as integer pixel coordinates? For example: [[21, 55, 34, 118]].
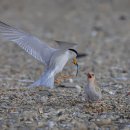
[[84, 72, 102, 102]]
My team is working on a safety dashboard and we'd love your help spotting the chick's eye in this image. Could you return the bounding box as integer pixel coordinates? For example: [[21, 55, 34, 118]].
[[91, 74, 94, 76]]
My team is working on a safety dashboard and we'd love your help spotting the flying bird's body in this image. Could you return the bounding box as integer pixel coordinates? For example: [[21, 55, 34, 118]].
[[84, 72, 102, 102], [0, 21, 78, 88], [31, 50, 70, 88]]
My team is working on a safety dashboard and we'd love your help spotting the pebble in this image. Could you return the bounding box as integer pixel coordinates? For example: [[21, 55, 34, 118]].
[[95, 118, 112, 126], [38, 107, 44, 114], [69, 78, 73, 83], [37, 120, 45, 127], [75, 84, 82, 94], [56, 109, 65, 116], [47, 121, 55, 129], [58, 114, 69, 122], [40, 96, 48, 102], [89, 122, 99, 129], [121, 125, 130, 130]]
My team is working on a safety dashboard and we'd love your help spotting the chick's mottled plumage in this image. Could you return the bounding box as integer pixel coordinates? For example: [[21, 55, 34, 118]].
[[84, 72, 102, 102]]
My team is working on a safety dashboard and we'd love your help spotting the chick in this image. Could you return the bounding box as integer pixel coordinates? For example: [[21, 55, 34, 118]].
[[84, 72, 102, 102]]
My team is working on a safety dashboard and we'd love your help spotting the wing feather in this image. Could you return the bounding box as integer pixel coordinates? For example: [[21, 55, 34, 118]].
[[0, 21, 56, 65]]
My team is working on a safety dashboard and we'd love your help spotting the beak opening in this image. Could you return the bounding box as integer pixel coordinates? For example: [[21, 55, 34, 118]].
[[87, 73, 92, 79]]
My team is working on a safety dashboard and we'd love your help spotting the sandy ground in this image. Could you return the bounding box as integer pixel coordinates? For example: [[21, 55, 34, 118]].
[[0, 0, 130, 129]]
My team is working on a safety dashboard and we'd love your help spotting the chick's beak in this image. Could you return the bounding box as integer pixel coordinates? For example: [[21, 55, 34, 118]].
[[87, 73, 92, 79], [72, 57, 78, 76]]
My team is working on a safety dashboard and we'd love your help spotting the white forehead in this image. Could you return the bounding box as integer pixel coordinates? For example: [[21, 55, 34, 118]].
[[68, 50, 77, 59]]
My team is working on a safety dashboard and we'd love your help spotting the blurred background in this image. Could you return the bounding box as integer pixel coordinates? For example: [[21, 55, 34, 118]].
[[0, 0, 130, 49], [0, 1, 130, 129]]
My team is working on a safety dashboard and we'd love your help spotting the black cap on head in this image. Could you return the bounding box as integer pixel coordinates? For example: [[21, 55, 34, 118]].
[[69, 48, 79, 76], [69, 49, 78, 57]]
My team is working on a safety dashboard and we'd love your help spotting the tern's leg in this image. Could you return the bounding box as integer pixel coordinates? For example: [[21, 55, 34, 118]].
[[55, 73, 73, 85]]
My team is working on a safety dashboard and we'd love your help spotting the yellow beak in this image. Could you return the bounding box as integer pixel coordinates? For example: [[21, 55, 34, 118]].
[[72, 57, 78, 76], [73, 57, 77, 65]]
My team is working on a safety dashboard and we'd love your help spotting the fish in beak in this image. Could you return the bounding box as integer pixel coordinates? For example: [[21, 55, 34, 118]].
[[72, 57, 79, 76]]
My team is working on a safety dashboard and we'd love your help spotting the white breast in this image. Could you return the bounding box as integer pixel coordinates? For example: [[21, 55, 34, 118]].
[[54, 51, 69, 74], [85, 85, 102, 101]]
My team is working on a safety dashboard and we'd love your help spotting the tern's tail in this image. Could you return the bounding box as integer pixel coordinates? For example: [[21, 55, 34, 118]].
[[28, 72, 54, 88]]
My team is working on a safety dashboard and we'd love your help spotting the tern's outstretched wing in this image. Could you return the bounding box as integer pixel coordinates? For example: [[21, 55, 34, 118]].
[[55, 40, 78, 50], [0, 21, 56, 65]]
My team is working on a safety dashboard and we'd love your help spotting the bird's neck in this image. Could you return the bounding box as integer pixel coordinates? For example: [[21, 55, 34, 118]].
[[88, 79, 94, 83], [88, 81, 95, 88]]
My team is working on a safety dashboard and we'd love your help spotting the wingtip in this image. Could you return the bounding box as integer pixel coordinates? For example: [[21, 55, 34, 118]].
[[0, 21, 10, 27]]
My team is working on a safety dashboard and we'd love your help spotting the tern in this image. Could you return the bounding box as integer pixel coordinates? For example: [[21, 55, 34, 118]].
[[0, 21, 79, 88]]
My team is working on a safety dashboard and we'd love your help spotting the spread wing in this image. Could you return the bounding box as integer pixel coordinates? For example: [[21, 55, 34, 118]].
[[55, 40, 78, 50], [0, 21, 56, 65]]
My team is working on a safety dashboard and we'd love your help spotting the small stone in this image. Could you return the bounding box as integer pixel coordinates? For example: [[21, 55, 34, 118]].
[[37, 120, 45, 127], [121, 125, 130, 130], [119, 15, 127, 21], [69, 78, 73, 83], [22, 111, 38, 121], [72, 121, 88, 130], [25, 121, 33, 124], [47, 121, 55, 129], [38, 107, 43, 114], [58, 114, 69, 122], [110, 126, 119, 130], [75, 85, 82, 94], [56, 109, 64, 116], [41, 96, 48, 102], [88, 122, 99, 129], [95, 118, 112, 126]]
